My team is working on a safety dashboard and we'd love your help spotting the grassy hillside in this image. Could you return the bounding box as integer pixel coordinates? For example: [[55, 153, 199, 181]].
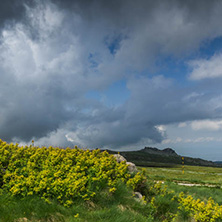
[[143, 164, 222, 185], [104, 147, 221, 167], [0, 183, 152, 222], [1, 140, 222, 222]]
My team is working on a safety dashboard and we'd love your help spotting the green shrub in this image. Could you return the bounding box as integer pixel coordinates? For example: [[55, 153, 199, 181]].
[[0, 139, 146, 206]]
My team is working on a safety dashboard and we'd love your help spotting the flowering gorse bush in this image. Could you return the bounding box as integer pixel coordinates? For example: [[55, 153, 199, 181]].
[[145, 182, 222, 222], [148, 182, 177, 221], [178, 192, 222, 222], [0, 139, 145, 206]]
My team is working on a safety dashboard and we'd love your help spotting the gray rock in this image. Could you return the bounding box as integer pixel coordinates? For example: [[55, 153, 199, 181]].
[[113, 154, 137, 173], [134, 192, 146, 204], [126, 161, 137, 173], [134, 192, 143, 200], [113, 154, 126, 163]]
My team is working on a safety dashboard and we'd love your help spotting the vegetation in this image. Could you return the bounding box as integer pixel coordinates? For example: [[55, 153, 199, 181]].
[[1, 139, 222, 221], [105, 147, 221, 167], [0, 183, 152, 222], [166, 182, 222, 205], [143, 164, 222, 185], [0, 139, 145, 206]]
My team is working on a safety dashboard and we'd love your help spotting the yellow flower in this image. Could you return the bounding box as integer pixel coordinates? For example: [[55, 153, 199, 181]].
[[74, 213, 79, 218]]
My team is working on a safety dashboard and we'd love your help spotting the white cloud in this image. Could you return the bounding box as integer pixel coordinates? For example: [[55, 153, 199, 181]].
[[193, 137, 214, 143], [189, 54, 222, 80], [191, 120, 222, 131], [178, 122, 187, 128], [155, 125, 167, 138], [162, 136, 221, 144], [162, 137, 182, 144], [26, 2, 64, 36], [155, 125, 166, 132]]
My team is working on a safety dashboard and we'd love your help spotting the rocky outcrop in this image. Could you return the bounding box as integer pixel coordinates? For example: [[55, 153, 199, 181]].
[[126, 161, 137, 173], [105, 147, 220, 167], [141, 147, 178, 156], [113, 154, 137, 173], [113, 154, 127, 163]]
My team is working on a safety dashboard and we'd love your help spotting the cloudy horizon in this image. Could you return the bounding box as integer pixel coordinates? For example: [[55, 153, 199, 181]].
[[1, 0, 222, 160]]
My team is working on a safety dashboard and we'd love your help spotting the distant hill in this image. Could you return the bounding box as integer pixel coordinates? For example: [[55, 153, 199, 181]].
[[214, 161, 222, 165], [103, 147, 222, 167]]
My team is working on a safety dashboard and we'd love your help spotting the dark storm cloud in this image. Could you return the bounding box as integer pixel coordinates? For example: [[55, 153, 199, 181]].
[[76, 75, 222, 149], [1, 0, 222, 148], [0, 0, 37, 28], [54, 0, 219, 21], [54, 0, 222, 70], [126, 76, 222, 125], [0, 0, 25, 26]]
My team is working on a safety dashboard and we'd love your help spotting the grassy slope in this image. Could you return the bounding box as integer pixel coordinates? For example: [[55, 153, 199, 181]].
[[143, 165, 222, 185], [1, 142, 222, 222], [0, 166, 222, 222], [143, 164, 222, 206], [105, 149, 220, 167], [0, 183, 153, 222], [2, 164, 222, 222], [166, 182, 222, 205]]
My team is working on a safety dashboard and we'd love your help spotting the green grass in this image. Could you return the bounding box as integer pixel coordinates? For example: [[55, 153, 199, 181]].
[[0, 183, 153, 222], [142, 164, 222, 185], [165, 181, 222, 205], [1, 164, 222, 221], [142, 164, 222, 206]]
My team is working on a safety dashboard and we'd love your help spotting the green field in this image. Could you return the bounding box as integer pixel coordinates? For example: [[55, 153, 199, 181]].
[[1, 141, 222, 222], [143, 164, 222, 185], [143, 164, 222, 206], [0, 183, 153, 222], [2, 164, 222, 222]]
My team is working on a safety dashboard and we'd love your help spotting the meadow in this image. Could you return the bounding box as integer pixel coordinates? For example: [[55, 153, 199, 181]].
[[143, 164, 222, 185], [1, 140, 222, 222], [143, 164, 222, 206]]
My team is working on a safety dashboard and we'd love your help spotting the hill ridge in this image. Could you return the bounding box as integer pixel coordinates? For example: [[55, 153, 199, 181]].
[[103, 147, 221, 167]]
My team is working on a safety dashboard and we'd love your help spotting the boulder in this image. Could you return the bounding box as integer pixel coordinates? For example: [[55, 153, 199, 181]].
[[113, 154, 137, 173], [113, 154, 127, 163], [126, 161, 137, 173], [134, 191, 143, 200], [134, 192, 146, 204]]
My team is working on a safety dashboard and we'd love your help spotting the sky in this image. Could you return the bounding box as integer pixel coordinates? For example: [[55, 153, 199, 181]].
[[1, 0, 222, 160]]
